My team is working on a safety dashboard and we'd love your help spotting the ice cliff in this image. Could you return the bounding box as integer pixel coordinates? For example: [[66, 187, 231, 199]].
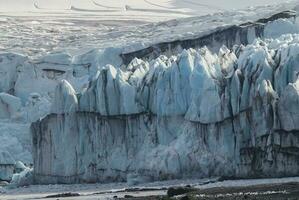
[[0, 8, 299, 184], [32, 32, 299, 183]]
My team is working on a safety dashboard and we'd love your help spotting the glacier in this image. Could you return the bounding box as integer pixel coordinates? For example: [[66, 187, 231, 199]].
[[32, 26, 299, 184], [0, 4, 299, 185]]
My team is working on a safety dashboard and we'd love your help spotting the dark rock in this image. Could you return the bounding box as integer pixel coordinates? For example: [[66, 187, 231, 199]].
[[124, 194, 134, 198], [218, 176, 239, 181], [181, 195, 190, 200], [167, 187, 194, 197], [45, 193, 80, 198]]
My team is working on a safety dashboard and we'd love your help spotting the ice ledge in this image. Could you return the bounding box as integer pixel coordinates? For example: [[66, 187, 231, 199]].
[[121, 10, 296, 65]]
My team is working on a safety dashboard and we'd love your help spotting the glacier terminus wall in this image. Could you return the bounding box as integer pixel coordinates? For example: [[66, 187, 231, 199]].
[[30, 10, 299, 184]]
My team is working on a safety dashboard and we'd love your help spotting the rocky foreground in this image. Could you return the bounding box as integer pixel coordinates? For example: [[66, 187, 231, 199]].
[[2, 177, 299, 200], [120, 183, 299, 200], [43, 182, 299, 200]]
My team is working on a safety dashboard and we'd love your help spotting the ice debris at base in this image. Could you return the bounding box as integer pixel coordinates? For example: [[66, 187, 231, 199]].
[[31, 33, 299, 184], [0, 5, 299, 184], [9, 167, 33, 188], [0, 152, 15, 181], [0, 151, 31, 185]]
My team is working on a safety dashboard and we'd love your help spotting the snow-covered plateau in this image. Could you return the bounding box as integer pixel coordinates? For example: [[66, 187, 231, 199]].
[[1, 0, 299, 188]]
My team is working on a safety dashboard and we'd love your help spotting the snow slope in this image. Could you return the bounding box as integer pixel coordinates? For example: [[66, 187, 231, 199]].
[[0, 0, 290, 13], [0, 1, 298, 59]]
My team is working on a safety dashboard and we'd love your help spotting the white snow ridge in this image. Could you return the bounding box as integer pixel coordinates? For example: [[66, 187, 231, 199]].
[[0, 0, 299, 190]]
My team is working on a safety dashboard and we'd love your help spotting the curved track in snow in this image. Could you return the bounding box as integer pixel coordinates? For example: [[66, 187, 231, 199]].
[[33, 1, 70, 11], [35, 1, 120, 13], [143, 0, 174, 9], [32, 0, 223, 16], [92, 0, 123, 10], [70, 6, 119, 13]]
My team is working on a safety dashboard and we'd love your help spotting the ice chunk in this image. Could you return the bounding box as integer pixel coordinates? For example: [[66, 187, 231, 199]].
[[51, 80, 78, 114], [0, 93, 22, 120], [0, 151, 15, 181]]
